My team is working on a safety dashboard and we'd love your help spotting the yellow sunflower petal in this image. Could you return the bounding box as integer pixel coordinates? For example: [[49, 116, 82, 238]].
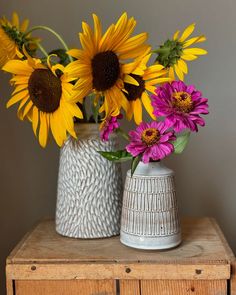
[[145, 84, 156, 93], [3, 60, 33, 75], [32, 106, 39, 136], [114, 16, 137, 51], [124, 74, 139, 86], [177, 59, 188, 74], [183, 48, 208, 55], [79, 32, 95, 56], [133, 99, 142, 125], [111, 12, 128, 47], [181, 54, 198, 61], [93, 14, 102, 46], [118, 32, 148, 53], [67, 49, 84, 59], [118, 90, 129, 112], [126, 101, 134, 121], [17, 97, 29, 120], [174, 64, 184, 81], [39, 112, 49, 148], [72, 82, 92, 103], [179, 23, 195, 42], [121, 60, 139, 74], [12, 84, 28, 95], [119, 44, 150, 60], [169, 67, 175, 80], [12, 12, 19, 29], [6, 90, 29, 108], [148, 77, 171, 85], [60, 101, 77, 138], [51, 109, 67, 146], [20, 18, 29, 32], [22, 100, 33, 118], [173, 30, 180, 40], [183, 35, 206, 48], [99, 24, 115, 51], [65, 102, 83, 119], [141, 91, 155, 120], [50, 112, 63, 147]]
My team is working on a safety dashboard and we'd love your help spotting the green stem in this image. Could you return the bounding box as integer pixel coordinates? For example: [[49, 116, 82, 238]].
[[152, 48, 171, 54], [36, 42, 48, 58], [116, 128, 129, 141], [23, 26, 72, 62]]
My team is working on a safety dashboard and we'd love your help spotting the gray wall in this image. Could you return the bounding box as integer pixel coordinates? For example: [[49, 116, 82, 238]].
[[0, 0, 235, 294]]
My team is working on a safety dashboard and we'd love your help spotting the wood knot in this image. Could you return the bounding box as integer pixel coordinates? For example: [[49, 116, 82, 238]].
[[195, 269, 202, 275], [125, 267, 131, 273], [31, 265, 36, 271]]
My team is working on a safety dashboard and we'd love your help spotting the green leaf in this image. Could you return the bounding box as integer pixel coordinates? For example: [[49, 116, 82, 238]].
[[173, 132, 191, 154], [97, 150, 133, 162], [131, 155, 141, 177]]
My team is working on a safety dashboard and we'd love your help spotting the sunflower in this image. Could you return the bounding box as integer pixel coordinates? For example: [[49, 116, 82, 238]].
[[155, 23, 207, 81], [0, 12, 37, 68], [66, 12, 149, 118], [2, 52, 83, 147], [123, 50, 170, 124]]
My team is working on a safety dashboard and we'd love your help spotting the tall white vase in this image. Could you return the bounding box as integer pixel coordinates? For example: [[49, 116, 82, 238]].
[[120, 161, 181, 250], [56, 123, 123, 239]]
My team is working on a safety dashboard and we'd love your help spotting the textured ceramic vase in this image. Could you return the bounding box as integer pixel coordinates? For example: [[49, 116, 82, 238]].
[[56, 123, 123, 239], [120, 161, 181, 250]]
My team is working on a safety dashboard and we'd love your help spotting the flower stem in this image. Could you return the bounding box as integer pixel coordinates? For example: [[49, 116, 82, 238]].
[[23, 26, 73, 62], [152, 48, 171, 54], [36, 42, 48, 58]]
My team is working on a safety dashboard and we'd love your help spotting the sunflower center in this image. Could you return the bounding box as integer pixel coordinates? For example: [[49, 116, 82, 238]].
[[172, 91, 193, 113], [124, 74, 145, 101], [91, 51, 120, 91], [141, 128, 160, 146], [28, 69, 62, 113]]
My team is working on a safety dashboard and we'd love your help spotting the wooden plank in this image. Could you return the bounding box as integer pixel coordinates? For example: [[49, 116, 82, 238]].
[[15, 280, 116, 295], [7, 217, 233, 265], [209, 218, 235, 260], [6, 263, 230, 281], [231, 260, 236, 295], [120, 280, 140, 295], [6, 279, 14, 295], [141, 280, 227, 295]]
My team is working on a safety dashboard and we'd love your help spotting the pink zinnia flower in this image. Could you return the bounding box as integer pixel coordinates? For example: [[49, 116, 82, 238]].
[[151, 81, 209, 132], [100, 114, 123, 141], [126, 121, 175, 163]]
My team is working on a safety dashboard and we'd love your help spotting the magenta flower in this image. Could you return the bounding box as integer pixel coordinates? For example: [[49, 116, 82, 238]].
[[151, 81, 209, 132], [100, 114, 123, 141], [126, 121, 175, 163]]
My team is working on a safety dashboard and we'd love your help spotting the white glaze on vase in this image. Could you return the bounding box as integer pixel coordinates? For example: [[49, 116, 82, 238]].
[[56, 123, 123, 239], [120, 161, 181, 249]]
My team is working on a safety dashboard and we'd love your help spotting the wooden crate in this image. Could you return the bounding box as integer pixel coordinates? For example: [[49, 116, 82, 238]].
[[6, 217, 236, 295]]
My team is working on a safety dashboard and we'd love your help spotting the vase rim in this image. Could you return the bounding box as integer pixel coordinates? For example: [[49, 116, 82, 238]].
[[74, 123, 100, 136]]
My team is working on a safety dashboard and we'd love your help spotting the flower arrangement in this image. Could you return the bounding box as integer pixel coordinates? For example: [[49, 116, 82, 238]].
[[1, 12, 208, 171]]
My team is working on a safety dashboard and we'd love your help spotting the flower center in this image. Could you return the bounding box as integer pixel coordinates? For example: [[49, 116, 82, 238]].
[[124, 74, 145, 101], [141, 128, 160, 146], [91, 51, 120, 91], [28, 69, 62, 113], [172, 91, 193, 113]]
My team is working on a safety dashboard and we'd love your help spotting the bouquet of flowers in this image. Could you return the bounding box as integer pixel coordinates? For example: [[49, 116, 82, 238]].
[[1, 12, 208, 174]]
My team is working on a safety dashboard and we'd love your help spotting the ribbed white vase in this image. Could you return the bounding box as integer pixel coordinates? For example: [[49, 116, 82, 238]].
[[120, 161, 181, 250], [56, 123, 123, 239]]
